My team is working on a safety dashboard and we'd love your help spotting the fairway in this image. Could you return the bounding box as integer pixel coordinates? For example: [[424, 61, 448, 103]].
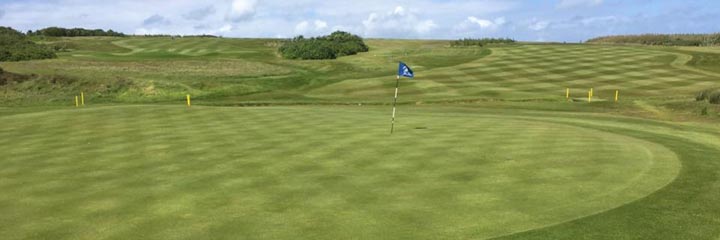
[[0, 105, 703, 239], [310, 44, 719, 101], [4, 37, 720, 106]]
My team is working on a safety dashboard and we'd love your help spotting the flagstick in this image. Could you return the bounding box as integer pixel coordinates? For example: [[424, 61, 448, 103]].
[[390, 75, 400, 134]]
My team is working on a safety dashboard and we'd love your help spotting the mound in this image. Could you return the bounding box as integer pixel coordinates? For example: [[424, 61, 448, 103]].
[[0, 26, 56, 61]]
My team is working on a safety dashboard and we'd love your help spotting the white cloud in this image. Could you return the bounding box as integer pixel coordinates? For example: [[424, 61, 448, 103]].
[[472, 17, 505, 30], [456, 16, 507, 32], [529, 19, 550, 31], [415, 20, 438, 34], [361, 6, 437, 37], [468, 17, 494, 29], [134, 27, 163, 35], [295, 21, 309, 34], [314, 20, 328, 31], [580, 16, 627, 25], [393, 6, 405, 16], [294, 20, 330, 35], [557, 0, 603, 8], [219, 24, 233, 33], [226, 0, 257, 22]]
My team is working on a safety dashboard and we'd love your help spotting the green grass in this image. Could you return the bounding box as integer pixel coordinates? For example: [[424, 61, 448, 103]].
[[4, 105, 716, 240], [2, 37, 720, 239], [0, 37, 491, 104], [3, 37, 718, 106]]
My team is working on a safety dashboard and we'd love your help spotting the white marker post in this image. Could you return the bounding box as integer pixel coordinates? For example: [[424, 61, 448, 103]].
[[390, 75, 400, 134]]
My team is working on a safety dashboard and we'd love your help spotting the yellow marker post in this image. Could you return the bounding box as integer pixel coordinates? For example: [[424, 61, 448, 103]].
[[615, 90, 619, 102], [590, 88, 593, 98], [75, 96, 79, 107], [81, 92, 85, 106], [588, 90, 592, 102], [186, 94, 191, 107], [566, 88, 570, 100]]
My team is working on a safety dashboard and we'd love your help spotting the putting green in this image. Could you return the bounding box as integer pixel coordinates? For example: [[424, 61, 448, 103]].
[[0, 106, 680, 239]]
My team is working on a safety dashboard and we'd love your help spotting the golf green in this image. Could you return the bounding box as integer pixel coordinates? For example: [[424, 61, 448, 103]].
[[0, 105, 680, 239]]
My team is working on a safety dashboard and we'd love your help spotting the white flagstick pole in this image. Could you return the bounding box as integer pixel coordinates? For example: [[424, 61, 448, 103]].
[[390, 75, 400, 134]]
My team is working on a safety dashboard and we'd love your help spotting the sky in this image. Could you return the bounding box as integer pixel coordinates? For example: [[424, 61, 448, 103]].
[[1, 0, 719, 42]]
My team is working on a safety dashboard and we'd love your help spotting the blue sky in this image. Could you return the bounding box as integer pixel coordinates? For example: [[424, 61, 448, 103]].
[[1, 0, 718, 41]]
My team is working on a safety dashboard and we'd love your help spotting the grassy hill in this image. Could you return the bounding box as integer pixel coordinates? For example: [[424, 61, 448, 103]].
[[2, 36, 720, 107], [2, 37, 720, 239]]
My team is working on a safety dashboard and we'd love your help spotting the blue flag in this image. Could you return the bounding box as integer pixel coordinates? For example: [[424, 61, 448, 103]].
[[398, 62, 414, 78]]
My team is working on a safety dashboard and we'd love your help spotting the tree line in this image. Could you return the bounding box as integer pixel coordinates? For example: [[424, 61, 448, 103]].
[[133, 34, 220, 38], [0, 27, 56, 62], [27, 27, 125, 37], [26, 27, 223, 38], [450, 38, 516, 47], [278, 31, 369, 60], [587, 33, 720, 46]]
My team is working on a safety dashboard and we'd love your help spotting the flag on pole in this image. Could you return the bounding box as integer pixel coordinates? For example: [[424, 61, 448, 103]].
[[391, 62, 413, 134], [398, 62, 414, 78]]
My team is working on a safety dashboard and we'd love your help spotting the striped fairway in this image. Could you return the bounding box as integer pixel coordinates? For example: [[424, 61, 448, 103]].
[[309, 44, 718, 102], [111, 38, 259, 57], [3, 38, 717, 105], [0, 105, 684, 239]]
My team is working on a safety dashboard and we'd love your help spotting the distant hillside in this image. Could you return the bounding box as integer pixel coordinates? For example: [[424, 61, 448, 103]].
[[0, 27, 56, 61], [587, 33, 720, 46]]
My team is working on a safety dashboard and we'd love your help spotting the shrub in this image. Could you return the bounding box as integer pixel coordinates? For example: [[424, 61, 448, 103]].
[[278, 31, 369, 60], [0, 67, 31, 85], [0, 26, 57, 61], [696, 88, 720, 104]]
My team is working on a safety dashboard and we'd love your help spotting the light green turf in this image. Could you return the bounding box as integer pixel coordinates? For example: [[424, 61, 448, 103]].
[[4, 37, 719, 105], [0, 105, 682, 239], [310, 44, 718, 101]]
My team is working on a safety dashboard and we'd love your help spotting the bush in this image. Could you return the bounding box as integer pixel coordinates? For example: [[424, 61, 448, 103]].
[[450, 38, 516, 47], [0, 67, 31, 85], [278, 31, 369, 60], [696, 88, 720, 104], [0, 26, 56, 62]]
